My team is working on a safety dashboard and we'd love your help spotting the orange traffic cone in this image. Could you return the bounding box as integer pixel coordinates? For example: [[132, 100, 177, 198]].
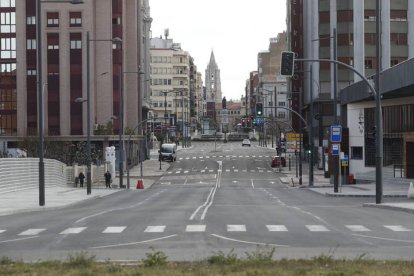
[[136, 179, 144, 189]]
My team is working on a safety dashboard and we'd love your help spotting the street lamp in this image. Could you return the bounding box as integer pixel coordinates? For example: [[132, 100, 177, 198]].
[[37, 0, 84, 206], [85, 31, 122, 191]]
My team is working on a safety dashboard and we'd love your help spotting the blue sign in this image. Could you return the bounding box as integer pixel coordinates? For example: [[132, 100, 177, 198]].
[[332, 144, 340, 156], [330, 125, 342, 143]]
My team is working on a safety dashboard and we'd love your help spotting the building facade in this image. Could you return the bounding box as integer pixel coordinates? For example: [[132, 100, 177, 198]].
[[288, 0, 414, 176], [0, 0, 147, 162], [149, 36, 201, 141]]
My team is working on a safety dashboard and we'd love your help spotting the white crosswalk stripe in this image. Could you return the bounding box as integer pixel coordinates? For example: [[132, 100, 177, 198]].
[[60, 227, 86, 234], [234, 169, 239, 172], [226, 169, 230, 172], [345, 225, 371, 232], [103, 227, 126, 234], [144, 226, 166, 233], [186, 225, 206, 232], [201, 170, 205, 173], [384, 225, 412, 232], [306, 225, 330, 232], [227, 225, 246, 232], [19, 229, 46, 236], [0, 230, 6, 234], [266, 225, 288, 232]]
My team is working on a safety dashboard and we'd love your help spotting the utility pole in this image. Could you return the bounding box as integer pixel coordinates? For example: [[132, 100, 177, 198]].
[[332, 27, 339, 193]]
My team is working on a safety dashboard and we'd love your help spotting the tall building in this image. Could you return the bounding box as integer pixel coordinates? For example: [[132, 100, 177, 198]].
[[149, 36, 200, 142], [0, 0, 146, 160], [204, 51, 222, 103], [203, 51, 222, 134], [288, 0, 414, 175]]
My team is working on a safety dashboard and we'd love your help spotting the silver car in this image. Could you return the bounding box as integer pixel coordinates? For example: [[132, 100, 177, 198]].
[[242, 139, 251, 147]]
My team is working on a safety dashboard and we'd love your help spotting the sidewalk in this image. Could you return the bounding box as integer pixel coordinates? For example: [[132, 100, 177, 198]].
[[0, 152, 171, 217], [280, 168, 414, 213]]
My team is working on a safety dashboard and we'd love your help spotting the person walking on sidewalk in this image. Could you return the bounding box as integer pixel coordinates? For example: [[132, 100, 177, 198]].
[[78, 172, 85, 188], [104, 170, 112, 188]]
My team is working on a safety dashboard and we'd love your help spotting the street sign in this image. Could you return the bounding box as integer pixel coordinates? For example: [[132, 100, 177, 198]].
[[330, 125, 342, 143], [341, 154, 349, 166], [332, 144, 340, 156]]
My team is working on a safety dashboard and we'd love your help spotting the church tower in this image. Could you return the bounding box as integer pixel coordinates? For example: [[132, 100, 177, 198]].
[[205, 51, 222, 103]]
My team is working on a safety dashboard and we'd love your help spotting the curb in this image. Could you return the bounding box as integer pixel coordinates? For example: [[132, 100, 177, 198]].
[[363, 203, 414, 214]]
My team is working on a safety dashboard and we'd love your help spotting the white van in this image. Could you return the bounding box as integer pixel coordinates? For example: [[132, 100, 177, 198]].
[[159, 143, 177, 162]]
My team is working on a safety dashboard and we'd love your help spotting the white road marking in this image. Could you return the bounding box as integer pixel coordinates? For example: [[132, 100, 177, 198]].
[[167, 172, 172, 174], [211, 234, 289, 247], [345, 225, 371, 232], [227, 225, 246, 232], [175, 171, 181, 174], [0, 230, 6, 234], [242, 170, 247, 172], [266, 225, 288, 232], [306, 225, 330, 232], [226, 169, 230, 172], [192, 157, 196, 159], [232, 180, 238, 184], [384, 225, 411, 232], [90, 235, 177, 249], [184, 171, 189, 174], [60, 227, 86, 234], [239, 156, 243, 158], [144, 226, 166, 233], [352, 233, 414, 243], [259, 170, 264, 173], [186, 225, 206, 232], [0, 236, 38, 244], [250, 170, 255, 172], [201, 170, 205, 173], [19, 229, 46, 236], [209, 170, 214, 173], [251, 179, 255, 189], [234, 169, 238, 172], [103, 227, 126, 234]]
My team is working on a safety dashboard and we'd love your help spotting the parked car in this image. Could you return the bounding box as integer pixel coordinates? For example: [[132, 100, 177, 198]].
[[159, 143, 177, 162], [271, 156, 286, 167], [242, 139, 251, 147]]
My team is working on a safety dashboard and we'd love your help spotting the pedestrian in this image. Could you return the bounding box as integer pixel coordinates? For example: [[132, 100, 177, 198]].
[[78, 171, 85, 188], [74, 176, 79, 188], [104, 170, 112, 188]]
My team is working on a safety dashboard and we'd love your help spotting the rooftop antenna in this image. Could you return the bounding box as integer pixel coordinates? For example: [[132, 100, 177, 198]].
[[164, 28, 169, 40]]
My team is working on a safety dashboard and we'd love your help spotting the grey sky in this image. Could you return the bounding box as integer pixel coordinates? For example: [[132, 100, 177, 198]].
[[149, 0, 287, 101]]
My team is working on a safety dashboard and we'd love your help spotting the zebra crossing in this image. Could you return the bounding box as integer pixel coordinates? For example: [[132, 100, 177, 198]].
[[178, 155, 274, 161], [2, 224, 412, 237], [167, 169, 274, 175]]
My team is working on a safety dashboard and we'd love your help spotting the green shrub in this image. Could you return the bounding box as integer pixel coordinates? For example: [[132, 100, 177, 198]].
[[141, 247, 168, 267], [207, 249, 239, 265]]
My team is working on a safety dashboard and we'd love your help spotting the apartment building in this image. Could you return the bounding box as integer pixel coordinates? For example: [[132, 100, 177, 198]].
[[288, 0, 414, 177], [0, 0, 148, 157], [149, 36, 200, 141]]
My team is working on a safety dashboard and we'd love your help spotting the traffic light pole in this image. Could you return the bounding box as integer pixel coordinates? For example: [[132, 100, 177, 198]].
[[294, 58, 382, 203]]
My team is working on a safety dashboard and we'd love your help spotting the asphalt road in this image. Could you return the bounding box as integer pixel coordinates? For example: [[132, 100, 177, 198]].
[[1, 141, 414, 262]]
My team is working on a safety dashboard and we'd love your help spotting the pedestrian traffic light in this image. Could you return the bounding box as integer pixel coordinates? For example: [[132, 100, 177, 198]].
[[256, 103, 263, 116], [280, 51, 295, 76]]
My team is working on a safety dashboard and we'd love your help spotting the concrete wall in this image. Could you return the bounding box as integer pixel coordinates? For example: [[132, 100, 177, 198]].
[[0, 158, 67, 192]]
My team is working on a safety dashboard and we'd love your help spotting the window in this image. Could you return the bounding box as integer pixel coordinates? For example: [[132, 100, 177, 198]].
[[278, 101, 285, 106], [364, 59, 373, 69], [47, 12, 59, 27], [1, 37, 16, 59], [26, 39, 36, 50], [47, 44, 59, 50], [27, 69, 36, 75], [26, 16, 35, 25], [351, 147, 363, 160], [0, 0, 15, 7], [69, 12, 82, 27], [70, 40, 81, 49], [1, 11, 15, 33]]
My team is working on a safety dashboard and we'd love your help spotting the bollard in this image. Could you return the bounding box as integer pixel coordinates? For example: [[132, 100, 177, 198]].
[[408, 182, 414, 199], [136, 179, 144, 189]]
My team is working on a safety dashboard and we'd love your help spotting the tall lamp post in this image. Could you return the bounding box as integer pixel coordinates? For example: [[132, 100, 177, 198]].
[[36, 0, 84, 206], [84, 31, 122, 192]]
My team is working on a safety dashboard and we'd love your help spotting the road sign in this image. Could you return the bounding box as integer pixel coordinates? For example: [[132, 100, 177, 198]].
[[330, 125, 342, 143], [341, 154, 349, 167], [332, 144, 340, 156]]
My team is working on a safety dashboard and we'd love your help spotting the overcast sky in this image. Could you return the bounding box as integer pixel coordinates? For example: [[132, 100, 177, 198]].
[[149, 0, 287, 101]]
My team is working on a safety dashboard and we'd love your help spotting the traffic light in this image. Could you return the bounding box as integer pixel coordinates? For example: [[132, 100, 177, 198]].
[[256, 103, 263, 117], [280, 51, 295, 76]]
